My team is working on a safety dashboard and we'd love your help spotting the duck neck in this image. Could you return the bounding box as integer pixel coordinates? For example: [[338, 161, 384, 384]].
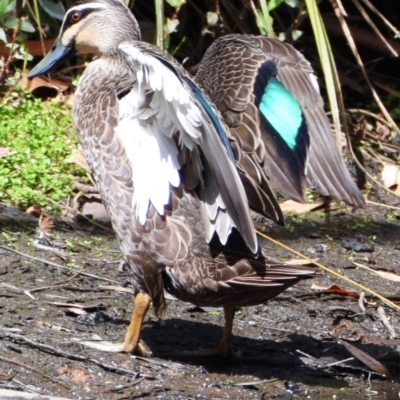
[[79, 54, 135, 99]]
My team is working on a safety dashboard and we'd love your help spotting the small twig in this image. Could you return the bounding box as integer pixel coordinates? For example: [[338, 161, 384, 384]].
[[29, 274, 80, 294], [328, 306, 365, 318], [32, 240, 69, 260], [364, 146, 384, 165], [352, 0, 398, 57], [0, 356, 71, 389], [99, 285, 134, 294], [351, 146, 400, 202], [377, 306, 397, 339], [358, 292, 366, 313], [343, 109, 391, 128], [257, 231, 400, 312], [332, 0, 400, 134], [366, 200, 400, 212], [0, 330, 145, 377], [53, 198, 114, 233], [0, 28, 18, 89], [0, 244, 119, 285], [131, 356, 186, 371], [296, 350, 316, 360], [0, 282, 25, 294], [234, 378, 278, 386], [0, 330, 186, 374], [108, 377, 145, 392], [49, 285, 117, 293], [23, 290, 35, 300], [323, 357, 355, 368], [71, 181, 99, 194], [0, 389, 73, 400], [360, 0, 400, 38], [11, 380, 41, 394]]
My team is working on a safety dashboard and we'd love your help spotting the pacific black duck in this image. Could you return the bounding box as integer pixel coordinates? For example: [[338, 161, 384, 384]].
[[28, 0, 361, 356]]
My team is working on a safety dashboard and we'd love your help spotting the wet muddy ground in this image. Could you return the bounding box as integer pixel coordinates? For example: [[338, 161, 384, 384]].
[[0, 200, 400, 399]]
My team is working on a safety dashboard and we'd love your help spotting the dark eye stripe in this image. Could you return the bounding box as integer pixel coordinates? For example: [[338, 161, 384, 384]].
[[61, 7, 98, 33]]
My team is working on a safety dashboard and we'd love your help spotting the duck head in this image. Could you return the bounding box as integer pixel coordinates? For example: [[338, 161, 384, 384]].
[[28, 0, 141, 78]]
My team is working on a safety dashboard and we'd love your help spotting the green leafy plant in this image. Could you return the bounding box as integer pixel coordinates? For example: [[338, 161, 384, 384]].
[[386, 211, 400, 223], [0, 0, 36, 43], [0, 0, 35, 87], [0, 90, 85, 210]]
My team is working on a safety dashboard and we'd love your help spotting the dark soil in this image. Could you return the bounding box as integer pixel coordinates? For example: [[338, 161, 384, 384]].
[[0, 200, 400, 400]]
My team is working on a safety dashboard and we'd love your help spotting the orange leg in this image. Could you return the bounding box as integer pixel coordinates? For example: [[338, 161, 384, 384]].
[[80, 292, 151, 354], [180, 306, 235, 357], [123, 292, 152, 355]]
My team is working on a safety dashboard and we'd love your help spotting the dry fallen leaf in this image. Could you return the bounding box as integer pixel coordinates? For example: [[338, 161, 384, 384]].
[[70, 369, 91, 382], [279, 200, 324, 214], [332, 322, 352, 331], [39, 215, 55, 234], [26, 204, 42, 217], [311, 284, 360, 298], [67, 147, 91, 172], [0, 39, 53, 57], [20, 75, 69, 92], [353, 262, 400, 282], [338, 339, 390, 377], [381, 163, 400, 195]]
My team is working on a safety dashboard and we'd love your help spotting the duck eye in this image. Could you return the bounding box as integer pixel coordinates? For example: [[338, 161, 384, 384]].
[[70, 11, 82, 23]]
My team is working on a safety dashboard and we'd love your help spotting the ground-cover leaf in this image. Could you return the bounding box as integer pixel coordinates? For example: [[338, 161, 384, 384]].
[[0, 91, 85, 210]]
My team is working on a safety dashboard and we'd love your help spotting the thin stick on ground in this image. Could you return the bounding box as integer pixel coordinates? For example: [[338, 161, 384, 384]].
[[256, 231, 400, 313], [0, 330, 144, 377], [0, 356, 71, 389], [0, 244, 120, 285]]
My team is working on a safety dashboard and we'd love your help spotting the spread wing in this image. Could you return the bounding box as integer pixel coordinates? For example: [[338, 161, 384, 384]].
[[196, 34, 365, 208]]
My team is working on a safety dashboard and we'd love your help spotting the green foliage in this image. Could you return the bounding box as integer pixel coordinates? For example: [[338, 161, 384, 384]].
[[349, 213, 371, 230], [387, 92, 400, 117], [385, 211, 400, 223], [0, 91, 85, 210], [0, 0, 35, 44], [304, 0, 341, 146]]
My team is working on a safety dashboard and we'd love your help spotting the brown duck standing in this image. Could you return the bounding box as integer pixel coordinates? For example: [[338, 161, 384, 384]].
[[28, 0, 362, 356]]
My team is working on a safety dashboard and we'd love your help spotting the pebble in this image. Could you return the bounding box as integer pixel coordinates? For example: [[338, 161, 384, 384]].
[[341, 238, 375, 253]]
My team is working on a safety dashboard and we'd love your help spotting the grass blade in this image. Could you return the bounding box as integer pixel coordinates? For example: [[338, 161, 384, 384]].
[[304, 0, 342, 147]]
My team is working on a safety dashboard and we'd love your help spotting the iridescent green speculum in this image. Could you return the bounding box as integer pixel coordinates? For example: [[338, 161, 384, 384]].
[[259, 77, 303, 151]]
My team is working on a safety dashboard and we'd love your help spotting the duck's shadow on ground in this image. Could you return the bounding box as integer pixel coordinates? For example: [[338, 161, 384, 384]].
[[133, 317, 397, 386]]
